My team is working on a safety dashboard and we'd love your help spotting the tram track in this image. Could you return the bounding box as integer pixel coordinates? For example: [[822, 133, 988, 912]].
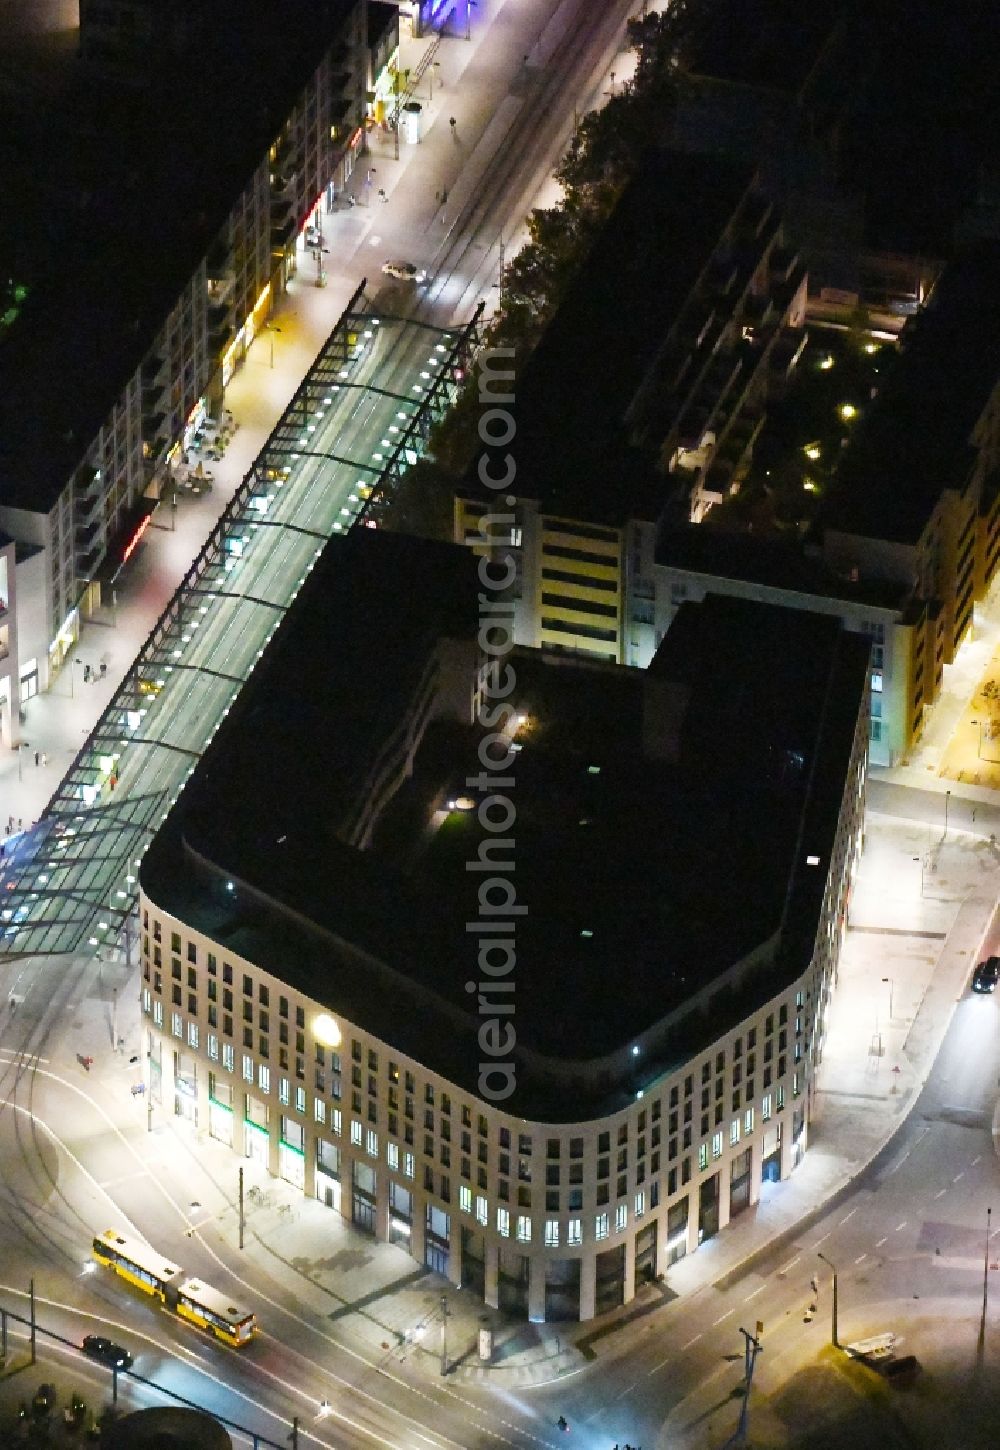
[[422, 0, 641, 317]]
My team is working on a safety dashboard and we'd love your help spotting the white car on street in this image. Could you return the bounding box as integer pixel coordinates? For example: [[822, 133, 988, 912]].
[[382, 260, 427, 283]]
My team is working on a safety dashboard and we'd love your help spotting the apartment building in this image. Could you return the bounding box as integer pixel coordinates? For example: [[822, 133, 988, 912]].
[[455, 149, 807, 668], [817, 243, 1000, 753], [138, 529, 869, 1321], [0, 0, 367, 718]]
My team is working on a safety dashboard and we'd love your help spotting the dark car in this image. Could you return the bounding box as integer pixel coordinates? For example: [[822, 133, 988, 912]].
[[82, 1335, 133, 1370], [972, 956, 1000, 993]]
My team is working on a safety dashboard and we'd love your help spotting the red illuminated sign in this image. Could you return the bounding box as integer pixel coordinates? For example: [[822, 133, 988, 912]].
[[122, 513, 152, 565]]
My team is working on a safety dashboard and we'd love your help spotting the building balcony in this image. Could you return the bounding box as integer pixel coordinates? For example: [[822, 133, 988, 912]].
[[76, 537, 105, 577], [74, 488, 103, 526], [270, 215, 297, 250]]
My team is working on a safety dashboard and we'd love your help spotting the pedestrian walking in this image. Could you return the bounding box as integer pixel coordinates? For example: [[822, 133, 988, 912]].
[[34, 751, 40, 767], [100, 661, 107, 679], [810, 1274, 819, 1296], [41, 752, 47, 768], [449, 116, 456, 132], [83, 663, 91, 683]]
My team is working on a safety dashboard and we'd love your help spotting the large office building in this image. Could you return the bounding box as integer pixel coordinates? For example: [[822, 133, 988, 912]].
[[0, 0, 367, 725], [455, 148, 807, 670], [139, 528, 869, 1321]]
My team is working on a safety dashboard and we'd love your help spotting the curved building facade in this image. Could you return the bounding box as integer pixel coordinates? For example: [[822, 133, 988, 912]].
[[138, 533, 870, 1321]]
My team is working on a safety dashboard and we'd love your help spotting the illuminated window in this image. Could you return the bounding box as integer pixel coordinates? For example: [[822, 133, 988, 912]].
[[222, 1043, 234, 1072], [544, 1219, 559, 1247], [259, 1065, 270, 1094], [711, 1132, 723, 1159], [351, 1120, 362, 1146], [568, 1218, 582, 1246], [476, 1194, 488, 1226], [242, 1054, 253, 1083], [615, 1203, 627, 1233], [516, 1215, 531, 1243], [497, 1207, 510, 1238], [595, 1212, 609, 1241], [459, 1185, 472, 1213]]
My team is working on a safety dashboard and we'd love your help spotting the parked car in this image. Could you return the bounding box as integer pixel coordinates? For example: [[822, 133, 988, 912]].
[[972, 956, 1000, 993], [82, 1335, 133, 1370], [381, 260, 426, 283]]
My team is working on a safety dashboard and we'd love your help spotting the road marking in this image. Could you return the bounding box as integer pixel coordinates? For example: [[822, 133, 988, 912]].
[[954, 1172, 965, 1183], [839, 1208, 858, 1225], [97, 1170, 151, 1189], [681, 1333, 703, 1351], [813, 1232, 831, 1248], [744, 1284, 767, 1302], [973, 1155, 982, 1165], [854, 1254, 867, 1265], [713, 1309, 736, 1325], [895, 1221, 907, 1232], [777, 1254, 801, 1275], [935, 1188, 947, 1199], [876, 1237, 888, 1247]]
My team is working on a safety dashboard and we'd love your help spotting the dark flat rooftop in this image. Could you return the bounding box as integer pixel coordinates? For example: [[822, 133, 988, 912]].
[[142, 530, 869, 1119], [821, 243, 1000, 545], [684, 0, 847, 97], [0, 0, 355, 514], [462, 150, 755, 526], [656, 525, 908, 611]]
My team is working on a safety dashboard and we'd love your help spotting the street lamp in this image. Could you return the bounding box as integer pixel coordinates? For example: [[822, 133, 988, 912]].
[[16, 741, 29, 782], [265, 325, 282, 369], [981, 1205, 992, 1345], [944, 788, 952, 836], [912, 855, 925, 895], [882, 976, 894, 1020], [817, 1252, 839, 1347], [429, 61, 441, 102]]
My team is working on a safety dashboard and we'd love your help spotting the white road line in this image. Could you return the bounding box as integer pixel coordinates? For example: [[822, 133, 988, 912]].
[[681, 1333, 703, 1351], [713, 1309, 735, 1325], [875, 1236, 888, 1247], [854, 1253, 867, 1265], [97, 1170, 152, 1189], [839, 1208, 858, 1225], [895, 1221, 907, 1232], [744, 1284, 767, 1302], [973, 1155, 982, 1165], [935, 1189, 947, 1199], [777, 1254, 801, 1275], [813, 1232, 831, 1248], [954, 1172, 965, 1183]]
